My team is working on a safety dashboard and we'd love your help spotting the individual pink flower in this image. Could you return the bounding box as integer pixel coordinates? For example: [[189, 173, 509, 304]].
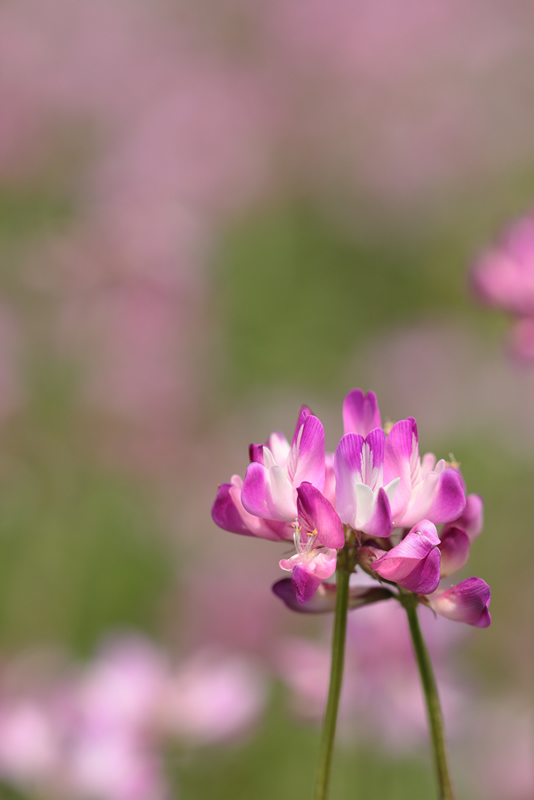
[[279, 482, 343, 603], [471, 215, 534, 316], [384, 417, 466, 528], [371, 520, 441, 594], [212, 476, 293, 542], [426, 577, 491, 628], [0, 700, 61, 787], [75, 637, 167, 736], [241, 406, 326, 522], [158, 651, 267, 746], [471, 214, 534, 361], [334, 428, 399, 537], [68, 733, 167, 800]]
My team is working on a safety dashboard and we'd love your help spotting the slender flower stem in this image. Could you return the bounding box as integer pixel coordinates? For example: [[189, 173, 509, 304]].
[[404, 601, 456, 800], [313, 550, 351, 800]]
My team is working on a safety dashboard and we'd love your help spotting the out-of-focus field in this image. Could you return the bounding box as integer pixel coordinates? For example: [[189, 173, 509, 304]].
[[0, 2, 532, 798]]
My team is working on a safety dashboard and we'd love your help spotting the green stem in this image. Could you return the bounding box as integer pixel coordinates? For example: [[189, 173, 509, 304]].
[[313, 553, 351, 800], [405, 603, 455, 800]]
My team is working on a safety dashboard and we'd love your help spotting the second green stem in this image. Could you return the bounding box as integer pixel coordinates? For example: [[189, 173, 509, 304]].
[[405, 601, 456, 800]]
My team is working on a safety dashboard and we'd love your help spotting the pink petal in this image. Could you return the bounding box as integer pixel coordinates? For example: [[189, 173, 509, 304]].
[[425, 469, 466, 525], [241, 462, 271, 518], [427, 577, 491, 627], [342, 389, 381, 436], [439, 527, 471, 577], [296, 482, 344, 549], [383, 418, 417, 518], [248, 444, 264, 464], [410, 520, 441, 544], [323, 453, 336, 506], [291, 406, 313, 446], [266, 431, 291, 465], [334, 433, 364, 524], [288, 414, 326, 491], [394, 471, 440, 528], [398, 547, 441, 594], [212, 482, 251, 536], [452, 493, 484, 541], [228, 482, 292, 542], [372, 526, 441, 593], [363, 487, 393, 538], [291, 564, 324, 604]]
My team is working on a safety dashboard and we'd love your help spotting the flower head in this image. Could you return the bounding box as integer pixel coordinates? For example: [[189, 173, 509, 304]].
[[212, 388, 490, 629]]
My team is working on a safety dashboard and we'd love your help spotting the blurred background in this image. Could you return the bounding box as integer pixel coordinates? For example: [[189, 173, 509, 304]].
[[0, 1, 533, 798]]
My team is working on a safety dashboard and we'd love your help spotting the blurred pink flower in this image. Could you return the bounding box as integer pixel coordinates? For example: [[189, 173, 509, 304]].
[[0, 699, 62, 787], [0, 635, 269, 798], [68, 734, 167, 800], [159, 650, 267, 746], [472, 214, 534, 361], [75, 637, 167, 737]]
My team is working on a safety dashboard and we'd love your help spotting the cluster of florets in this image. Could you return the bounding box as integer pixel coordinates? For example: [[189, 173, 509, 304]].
[[212, 390, 491, 628]]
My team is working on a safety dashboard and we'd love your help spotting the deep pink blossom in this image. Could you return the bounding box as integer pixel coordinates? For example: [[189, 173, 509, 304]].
[[371, 520, 441, 594], [471, 215, 534, 361], [427, 577, 491, 628], [384, 417, 466, 528], [279, 482, 343, 603], [212, 476, 293, 542], [472, 215, 534, 316], [241, 407, 326, 522], [334, 429, 398, 537]]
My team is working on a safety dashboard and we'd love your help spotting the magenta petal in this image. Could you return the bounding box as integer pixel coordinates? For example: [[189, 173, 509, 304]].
[[363, 487, 393, 538], [363, 428, 386, 478], [426, 469, 466, 525], [372, 528, 441, 593], [409, 520, 440, 545], [291, 405, 312, 445], [241, 462, 271, 518], [296, 482, 344, 549], [439, 527, 471, 577], [288, 414, 326, 491], [383, 418, 417, 517], [453, 493, 484, 541], [427, 577, 491, 627], [399, 547, 441, 594], [334, 433, 364, 524], [272, 579, 395, 613], [335, 433, 365, 476], [342, 389, 382, 436], [291, 564, 323, 604], [248, 444, 264, 464], [212, 483, 251, 535]]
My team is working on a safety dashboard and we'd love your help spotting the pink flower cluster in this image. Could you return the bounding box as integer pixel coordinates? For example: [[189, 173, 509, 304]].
[[472, 214, 534, 361], [0, 637, 267, 800], [212, 389, 491, 627]]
